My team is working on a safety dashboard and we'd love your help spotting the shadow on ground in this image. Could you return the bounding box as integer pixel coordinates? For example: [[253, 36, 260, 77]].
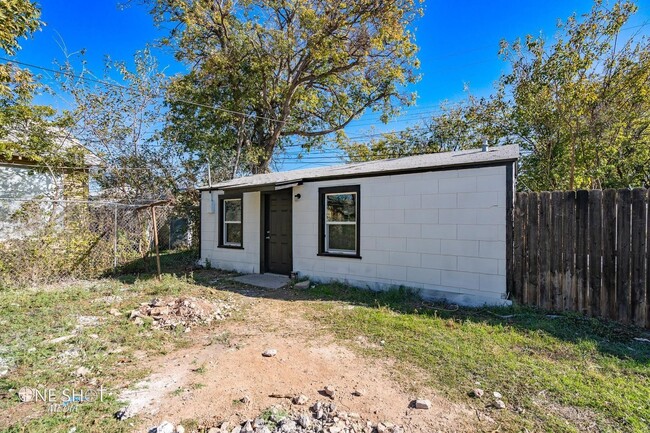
[[113, 255, 650, 365]]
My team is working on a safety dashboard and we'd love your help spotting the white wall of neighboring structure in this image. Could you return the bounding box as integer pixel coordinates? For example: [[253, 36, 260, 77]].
[[0, 164, 62, 239], [200, 190, 261, 273], [291, 164, 509, 306]]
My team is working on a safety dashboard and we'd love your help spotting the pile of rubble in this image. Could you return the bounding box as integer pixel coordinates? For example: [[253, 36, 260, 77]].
[[129, 297, 234, 329], [150, 401, 405, 433]]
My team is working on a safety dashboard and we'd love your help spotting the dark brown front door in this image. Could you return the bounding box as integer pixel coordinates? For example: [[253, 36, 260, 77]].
[[264, 189, 292, 275]]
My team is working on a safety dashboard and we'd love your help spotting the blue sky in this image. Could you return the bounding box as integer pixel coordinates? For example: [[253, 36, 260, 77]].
[[12, 0, 650, 170]]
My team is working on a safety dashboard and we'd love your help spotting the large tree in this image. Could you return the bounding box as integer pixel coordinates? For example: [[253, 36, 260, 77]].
[[146, 0, 422, 174], [0, 0, 41, 99], [347, 0, 650, 191]]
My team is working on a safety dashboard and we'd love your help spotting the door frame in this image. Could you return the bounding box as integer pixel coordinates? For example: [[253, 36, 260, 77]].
[[259, 189, 293, 274]]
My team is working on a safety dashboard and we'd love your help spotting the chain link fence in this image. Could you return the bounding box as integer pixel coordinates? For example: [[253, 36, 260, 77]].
[[0, 198, 197, 287]]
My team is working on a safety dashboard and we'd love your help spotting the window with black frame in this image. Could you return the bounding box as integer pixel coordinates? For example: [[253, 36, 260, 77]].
[[319, 185, 360, 257], [220, 197, 242, 247]]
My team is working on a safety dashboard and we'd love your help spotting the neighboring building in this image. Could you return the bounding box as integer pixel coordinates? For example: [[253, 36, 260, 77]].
[[0, 129, 100, 238], [199, 145, 519, 306]]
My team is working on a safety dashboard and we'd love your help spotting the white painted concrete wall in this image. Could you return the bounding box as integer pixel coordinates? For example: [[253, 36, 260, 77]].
[[0, 164, 62, 239], [292, 165, 509, 306], [200, 190, 261, 273], [200, 164, 510, 306]]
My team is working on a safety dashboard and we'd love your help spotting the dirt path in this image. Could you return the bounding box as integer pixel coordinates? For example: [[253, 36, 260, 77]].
[[126, 288, 484, 432]]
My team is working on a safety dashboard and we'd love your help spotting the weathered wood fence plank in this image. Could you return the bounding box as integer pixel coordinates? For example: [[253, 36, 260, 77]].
[[576, 190, 589, 315], [588, 190, 603, 317], [602, 189, 617, 320], [512, 187, 649, 328], [631, 188, 647, 327], [527, 193, 539, 306]]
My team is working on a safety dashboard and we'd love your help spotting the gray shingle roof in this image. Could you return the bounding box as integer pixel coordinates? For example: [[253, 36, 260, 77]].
[[202, 144, 519, 191]]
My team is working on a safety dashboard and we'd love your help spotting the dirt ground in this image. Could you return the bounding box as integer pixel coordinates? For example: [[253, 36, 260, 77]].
[[124, 287, 489, 433]]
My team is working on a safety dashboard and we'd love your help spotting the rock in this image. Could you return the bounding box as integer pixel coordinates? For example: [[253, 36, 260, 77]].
[[279, 419, 296, 432], [470, 388, 484, 398], [493, 391, 502, 399], [376, 423, 388, 433], [207, 429, 219, 433], [349, 412, 360, 419], [493, 399, 506, 410], [89, 334, 99, 339], [294, 280, 310, 289], [133, 317, 144, 326], [175, 426, 185, 433], [109, 308, 121, 317], [292, 394, 309, 405], [262, 349, 277, 357], [316, 409, 324, 420], [129, 310, 141, 319], [324, 385, 336, 397], [297, 413, 311, 428], [352, 388, 365, 397], [75, 366, 91, 377], [241, 421, 254, 433], [18, 387, 33, 402], [240, 395, 251, 404], [231, 426, 241, 433], [328, 427, 341, 433], [156, 421, 175, 433], [414, 399, 432, 410], [115, 405, 136, 420], [219, 421, 229, 432], [48, 334, 76, 344]]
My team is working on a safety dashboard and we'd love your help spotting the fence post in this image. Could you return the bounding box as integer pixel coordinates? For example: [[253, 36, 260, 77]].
[[113, 204, 118, 272], [151, 205, 162, 280]]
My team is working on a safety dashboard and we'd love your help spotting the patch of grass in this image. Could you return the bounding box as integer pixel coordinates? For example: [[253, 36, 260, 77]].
[[0, 272, 236, 433], [304, 283, 650, 433]]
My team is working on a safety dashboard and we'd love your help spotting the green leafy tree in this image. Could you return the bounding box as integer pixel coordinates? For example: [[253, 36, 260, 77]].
[[0, 0, 41, 99], [348, 0, 650, 191], [146, 0, 422, 174]]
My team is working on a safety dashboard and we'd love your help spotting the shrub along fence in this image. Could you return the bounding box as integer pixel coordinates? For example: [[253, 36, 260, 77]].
[[0, 198, 196, 286], [512, 188, 649, 327]]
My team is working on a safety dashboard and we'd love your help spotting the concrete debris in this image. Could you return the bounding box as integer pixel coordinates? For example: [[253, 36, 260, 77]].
[[194, 401, 404, 433], [470, 388, 484, 398], [294, 280, 310, 290], [129, 296, 234, 329], [152, 421, 175, 433], [414, 399, 432, 409], [292, 394, 309, 405], [262, 349, 278, 357], [75, 366, 91, 377]]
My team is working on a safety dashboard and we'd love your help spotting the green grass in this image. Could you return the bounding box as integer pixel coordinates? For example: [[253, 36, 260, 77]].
[[303, 284, 650, 433], [0, 272, 231, 433]]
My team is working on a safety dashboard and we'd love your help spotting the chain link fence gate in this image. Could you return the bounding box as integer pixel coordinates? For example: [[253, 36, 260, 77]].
[[0, 198, 196, 287]]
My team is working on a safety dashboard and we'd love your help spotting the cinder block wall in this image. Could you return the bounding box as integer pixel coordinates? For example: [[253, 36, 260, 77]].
[[200, 190, 261, 273], [292, 165, 508, 305]]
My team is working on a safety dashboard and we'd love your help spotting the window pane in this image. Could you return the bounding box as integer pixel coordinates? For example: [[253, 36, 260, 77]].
[[327, 224, 356, 251], [224, 199, 241, 222], [326, 193, 356, 222], [225, 222, 242, 244]]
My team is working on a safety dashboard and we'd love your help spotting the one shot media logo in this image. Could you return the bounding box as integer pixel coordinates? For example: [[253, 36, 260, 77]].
[[18, 386, 105, 413]]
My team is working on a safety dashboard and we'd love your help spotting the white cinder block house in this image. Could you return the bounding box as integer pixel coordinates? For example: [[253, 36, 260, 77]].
[[200, 145, 519, 306]]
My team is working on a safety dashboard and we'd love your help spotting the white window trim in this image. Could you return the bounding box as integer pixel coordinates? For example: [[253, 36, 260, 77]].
[[222, 198, 242, 247], [324, 192, 357, 254]]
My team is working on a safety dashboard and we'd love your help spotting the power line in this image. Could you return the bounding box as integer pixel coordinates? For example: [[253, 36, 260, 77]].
[[0, 57, 288, 124]]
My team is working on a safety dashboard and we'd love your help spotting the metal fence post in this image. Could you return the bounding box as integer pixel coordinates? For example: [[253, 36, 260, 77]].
[[113, 204, 118, 271]]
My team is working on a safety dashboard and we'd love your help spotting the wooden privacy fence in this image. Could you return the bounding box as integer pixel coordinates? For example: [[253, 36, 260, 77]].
[[512, 188, 650, 327]]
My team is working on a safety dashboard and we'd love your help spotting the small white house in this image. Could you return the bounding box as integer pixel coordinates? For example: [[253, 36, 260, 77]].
[[200, 145, 519, 306]]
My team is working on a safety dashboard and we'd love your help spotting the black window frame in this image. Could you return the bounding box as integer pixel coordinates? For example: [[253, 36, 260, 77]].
[[218, 193, 244, 249], [318, 185, 361, 259]]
